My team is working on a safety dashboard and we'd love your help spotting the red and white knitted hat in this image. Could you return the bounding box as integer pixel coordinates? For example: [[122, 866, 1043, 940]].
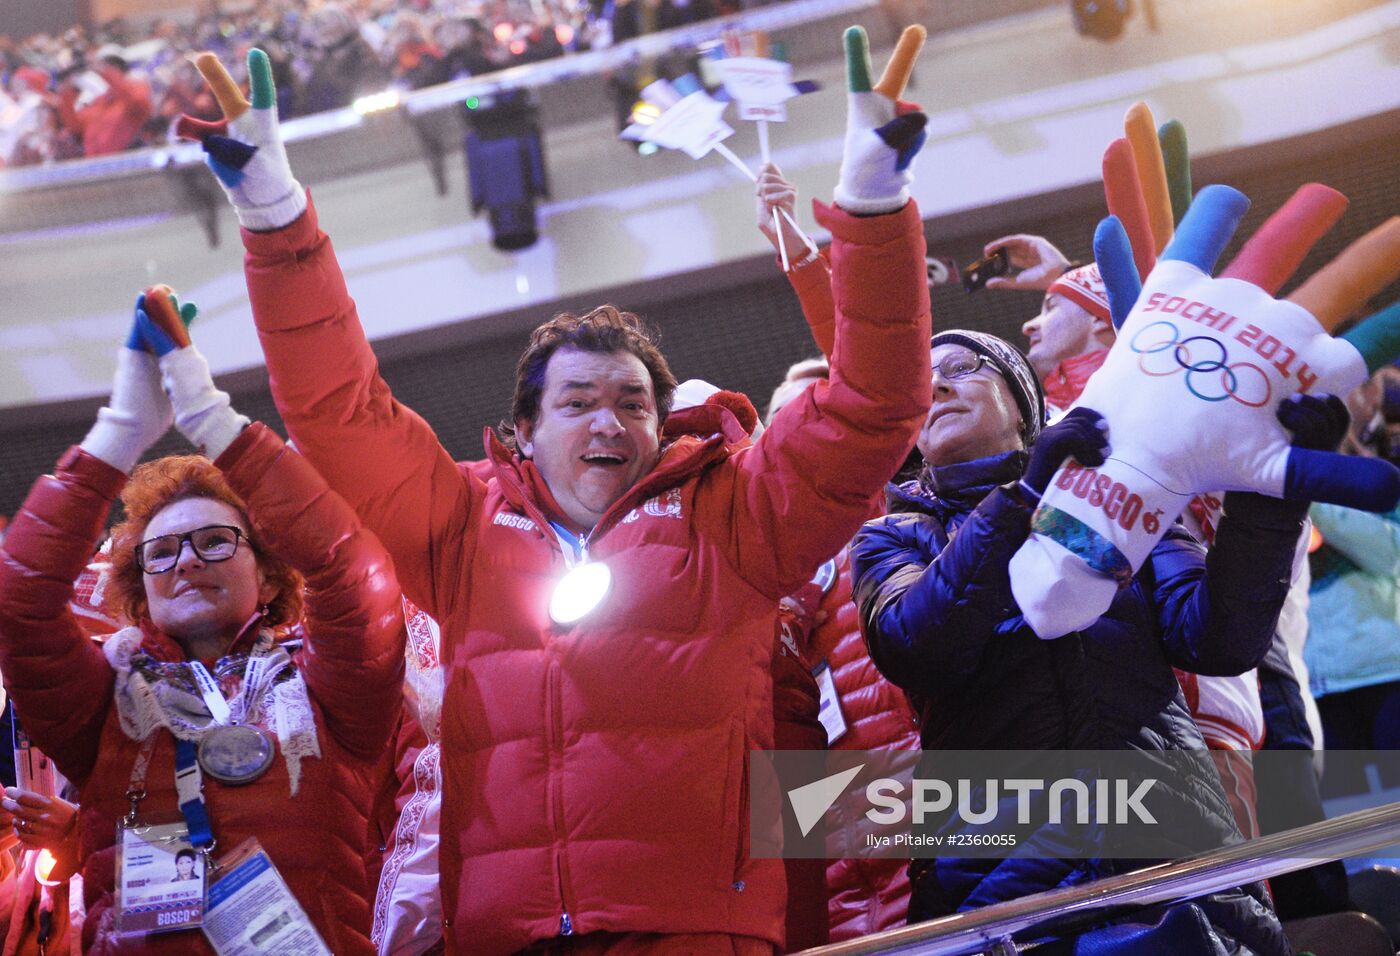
[[1047, 263, 1111, 322]]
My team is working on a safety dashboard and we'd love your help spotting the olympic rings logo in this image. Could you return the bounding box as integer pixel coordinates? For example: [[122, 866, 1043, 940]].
[[1129, 321, 1271, 407]]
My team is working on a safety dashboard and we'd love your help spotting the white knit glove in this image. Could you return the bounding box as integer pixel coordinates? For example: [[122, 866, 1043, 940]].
[[159, 346, 250, 460], [79, 346, 173, 473], [832, 26, 928, 216], [176, 50, 306, 232]]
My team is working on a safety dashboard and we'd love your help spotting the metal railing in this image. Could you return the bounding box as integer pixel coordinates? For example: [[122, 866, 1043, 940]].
[[795, 802, 1400, 955]]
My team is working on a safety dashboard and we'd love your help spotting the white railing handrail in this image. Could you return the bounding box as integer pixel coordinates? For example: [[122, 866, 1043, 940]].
[[795, 802, 1400, 955]]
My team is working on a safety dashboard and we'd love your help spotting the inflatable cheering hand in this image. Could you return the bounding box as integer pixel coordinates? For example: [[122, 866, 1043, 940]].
[[1009, 106, 1400, 639], [834, 25, 927, 215], [177, 49, 305, 232]]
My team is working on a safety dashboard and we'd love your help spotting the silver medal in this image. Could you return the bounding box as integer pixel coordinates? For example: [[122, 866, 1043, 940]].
[[197, 725, 276, 785]]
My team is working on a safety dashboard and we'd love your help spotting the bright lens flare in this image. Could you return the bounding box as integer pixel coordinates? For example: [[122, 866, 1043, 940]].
[[549, 562, 612, 624], [36, 849, 60, 886], [630, 101, 661, 126], [352, 89, 400, 115]]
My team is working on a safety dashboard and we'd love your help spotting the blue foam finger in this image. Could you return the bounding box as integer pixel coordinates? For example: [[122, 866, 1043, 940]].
[[135, 308, 179, 357], [1094, 216, 1141, 330], [125, 295, 148, 351], [1284, 448, 1400, 512], [1160, 184, 1249, 274]]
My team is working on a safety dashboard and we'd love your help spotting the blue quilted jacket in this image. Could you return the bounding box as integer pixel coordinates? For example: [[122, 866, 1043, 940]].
[[851, 450, 1302, 954]]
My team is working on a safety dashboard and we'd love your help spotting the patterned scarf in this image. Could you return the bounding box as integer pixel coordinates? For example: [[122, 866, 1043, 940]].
[[103, 625, 322, 795]]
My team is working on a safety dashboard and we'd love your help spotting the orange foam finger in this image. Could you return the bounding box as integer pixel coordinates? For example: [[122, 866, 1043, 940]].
[[1102, 138, 1156, 280], [194, 52, 250, 121], [1290, 217, 1400, 332], [1124, 103, 1173, 255], [1221, 183, 1347, 295], [874, 25, 927, 100], [143, 285, 191, 348]]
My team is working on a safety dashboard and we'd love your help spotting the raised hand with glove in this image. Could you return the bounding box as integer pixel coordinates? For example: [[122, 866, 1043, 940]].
[[78, 294, 175, 474], [834, 25, 928, 216], [177, 50, 305, 232], [1008, 102, 1400, 638], [133, 285, 250, 459]]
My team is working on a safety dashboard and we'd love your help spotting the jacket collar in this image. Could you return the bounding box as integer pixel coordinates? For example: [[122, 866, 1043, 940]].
[[888, 449, 1028, 519], [483, 402, 751, 536], [1044, 348, 1109, 413]]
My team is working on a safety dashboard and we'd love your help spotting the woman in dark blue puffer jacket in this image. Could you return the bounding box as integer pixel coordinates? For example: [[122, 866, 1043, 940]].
[[852, 330, 1313, 955]]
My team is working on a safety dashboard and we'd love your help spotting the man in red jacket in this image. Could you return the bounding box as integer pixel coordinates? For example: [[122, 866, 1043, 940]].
[[182, 26, 931, 954]]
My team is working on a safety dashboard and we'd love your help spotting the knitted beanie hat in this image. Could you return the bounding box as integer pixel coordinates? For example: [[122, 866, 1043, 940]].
[[1047, 263, 1111, 323], [931, 329, 1047, 443]]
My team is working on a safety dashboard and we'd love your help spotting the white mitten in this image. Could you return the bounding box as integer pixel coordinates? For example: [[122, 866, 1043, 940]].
[[160, 346, 250, 459], [80, 346, 173, 473]]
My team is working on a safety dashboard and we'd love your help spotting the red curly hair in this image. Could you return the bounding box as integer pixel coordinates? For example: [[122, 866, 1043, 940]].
[[104, 456, 303, 630]]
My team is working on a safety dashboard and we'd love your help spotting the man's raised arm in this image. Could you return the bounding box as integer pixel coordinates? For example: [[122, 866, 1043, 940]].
[[710, 27, 934, 596], [179, 50, 476, 619]]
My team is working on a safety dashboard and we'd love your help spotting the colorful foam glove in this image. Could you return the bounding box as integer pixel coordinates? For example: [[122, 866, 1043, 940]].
[[833, 25, 928, 215], [176, 49, 306, 232], [135, 285, 250, 459], [1095, 104, 1197, 328], [79, 295, 176, 473], [127, 283, 196, 355], [1007, 156, 1400, 639]]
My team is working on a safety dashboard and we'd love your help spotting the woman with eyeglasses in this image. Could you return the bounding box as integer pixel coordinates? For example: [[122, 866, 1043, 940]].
[[0, 287, 405, 954], [849, 329, 1332, 953]]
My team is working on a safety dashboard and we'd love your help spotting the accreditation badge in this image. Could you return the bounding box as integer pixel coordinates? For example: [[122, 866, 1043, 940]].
[[812, 659, 849, 746], [203, 839, 331, 955], [115, 819, 206, 936]]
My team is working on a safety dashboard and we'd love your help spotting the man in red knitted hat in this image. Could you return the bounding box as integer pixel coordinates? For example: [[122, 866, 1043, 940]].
[[981, 234, 1114, 416]]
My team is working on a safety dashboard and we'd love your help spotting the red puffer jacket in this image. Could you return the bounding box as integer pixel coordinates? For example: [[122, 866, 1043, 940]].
[[782, 249, 922, 943], [239, 197, 931, 954], [0, 424, 405, 954], [809, 547, 921, 941]]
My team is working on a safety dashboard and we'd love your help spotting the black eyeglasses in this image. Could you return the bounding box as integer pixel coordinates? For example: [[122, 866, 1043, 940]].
[[933, 350, 990, 382], [135, 525, 248, 575]]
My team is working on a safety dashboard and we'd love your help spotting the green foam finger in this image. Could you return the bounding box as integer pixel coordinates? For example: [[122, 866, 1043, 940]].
[[248, 48, 276, 111], [844, 26, 872, 93], [1159, 120, 1192, 227]]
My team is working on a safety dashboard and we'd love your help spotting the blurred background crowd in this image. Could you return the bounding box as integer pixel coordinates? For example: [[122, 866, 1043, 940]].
[[0, 0, 731, 167]]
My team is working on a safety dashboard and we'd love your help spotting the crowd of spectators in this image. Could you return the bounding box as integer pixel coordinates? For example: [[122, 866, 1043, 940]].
[[0, 0, 728, 168]]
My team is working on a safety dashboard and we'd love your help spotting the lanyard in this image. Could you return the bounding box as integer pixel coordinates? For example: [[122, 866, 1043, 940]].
[[126, 657, 263, 855], [174, 740, 214, 849], [123, 736, 213, 849], [549, 521, 590, 568], [189, 662, 232, 725]]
